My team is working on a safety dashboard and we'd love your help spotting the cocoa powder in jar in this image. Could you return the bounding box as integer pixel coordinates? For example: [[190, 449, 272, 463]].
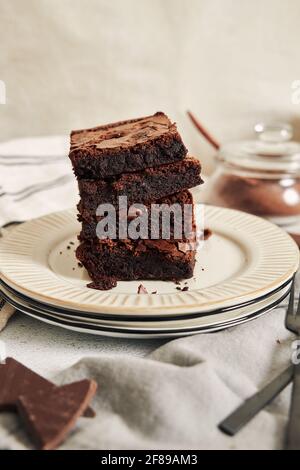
[[207, 173, 300, 218]]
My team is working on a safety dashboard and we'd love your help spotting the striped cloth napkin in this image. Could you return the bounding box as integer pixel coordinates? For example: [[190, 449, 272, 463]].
[[0, 134, 77, 330], [0, 135, 77, 226]]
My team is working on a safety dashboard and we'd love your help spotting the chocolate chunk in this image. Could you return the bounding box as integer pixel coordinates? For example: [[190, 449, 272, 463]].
[[17, 379, 97, 450], [0, 358, 94, 417], [0, 358, 54, 412]]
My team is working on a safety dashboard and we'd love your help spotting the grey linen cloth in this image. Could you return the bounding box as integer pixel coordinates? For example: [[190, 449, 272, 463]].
[[0, 304, 296, 450]]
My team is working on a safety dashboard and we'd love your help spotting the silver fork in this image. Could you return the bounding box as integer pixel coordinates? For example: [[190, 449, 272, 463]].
[[219, 279, 295, 437], [285, 280, 300, 450]]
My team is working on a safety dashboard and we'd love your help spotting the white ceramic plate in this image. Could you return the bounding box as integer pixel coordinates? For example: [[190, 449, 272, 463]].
[[1, 280, 291, 338], [0, 205, 297, 317], [0, 278, 291, 329]]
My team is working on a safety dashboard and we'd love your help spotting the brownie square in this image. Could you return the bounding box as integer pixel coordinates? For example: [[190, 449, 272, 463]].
[[77, 157, 202, 216], [76, 235, 197, 290], [69, 112, 187, 179], [78, 190, 194, 240]]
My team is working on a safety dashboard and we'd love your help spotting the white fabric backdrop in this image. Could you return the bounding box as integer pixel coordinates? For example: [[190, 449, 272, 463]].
[[0, 0, 300, 173]]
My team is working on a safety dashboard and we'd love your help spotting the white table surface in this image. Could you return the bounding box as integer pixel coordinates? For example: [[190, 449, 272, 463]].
[[1, 312, 166, 378]]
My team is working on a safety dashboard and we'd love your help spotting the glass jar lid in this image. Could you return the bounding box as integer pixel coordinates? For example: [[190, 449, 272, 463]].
[[219, 123, 300, 174]]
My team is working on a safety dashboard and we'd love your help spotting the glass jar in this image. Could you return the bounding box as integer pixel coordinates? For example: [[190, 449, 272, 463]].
[[204, 123, 300, 226]]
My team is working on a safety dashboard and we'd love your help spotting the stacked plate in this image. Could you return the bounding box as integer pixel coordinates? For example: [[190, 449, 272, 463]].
[[0, 205, 298, 338]]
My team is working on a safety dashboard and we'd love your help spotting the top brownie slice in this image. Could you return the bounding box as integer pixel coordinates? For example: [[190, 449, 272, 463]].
[[69, 112, 187, 179]]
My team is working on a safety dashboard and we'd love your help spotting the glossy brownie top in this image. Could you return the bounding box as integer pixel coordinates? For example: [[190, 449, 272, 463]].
[[70, 112, 177, 152]]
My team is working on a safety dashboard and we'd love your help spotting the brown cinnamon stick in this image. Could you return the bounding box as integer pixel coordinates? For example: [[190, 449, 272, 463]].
[[187, 111, 220, 151]]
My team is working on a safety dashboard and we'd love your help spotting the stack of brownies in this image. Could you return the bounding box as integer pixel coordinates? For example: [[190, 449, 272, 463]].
[[68, 112, 203, 290]]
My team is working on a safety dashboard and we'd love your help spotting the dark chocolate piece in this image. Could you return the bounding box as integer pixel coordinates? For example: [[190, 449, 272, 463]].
[[77, 157, 202, 213], [69, 112, 187, 179], [0, 357, 54, 412], [17, 379, 97, 450], [0, 357, 94, 417]]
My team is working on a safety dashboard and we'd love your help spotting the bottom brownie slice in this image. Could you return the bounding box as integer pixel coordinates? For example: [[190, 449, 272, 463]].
[[76, 237, 197, 290]]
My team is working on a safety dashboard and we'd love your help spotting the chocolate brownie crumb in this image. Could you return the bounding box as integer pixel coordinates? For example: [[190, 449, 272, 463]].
[[87, 277, 117, 290], [204, 228, 212, 240]]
